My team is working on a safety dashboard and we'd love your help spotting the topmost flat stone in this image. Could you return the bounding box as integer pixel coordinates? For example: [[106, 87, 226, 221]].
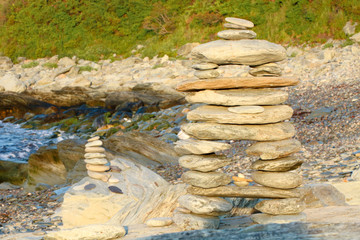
[[191, 40, 286, 66], [225, 17, 254, 28]]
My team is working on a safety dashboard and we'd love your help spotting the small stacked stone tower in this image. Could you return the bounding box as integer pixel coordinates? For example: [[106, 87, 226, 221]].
[[173, 17, 304, 230]]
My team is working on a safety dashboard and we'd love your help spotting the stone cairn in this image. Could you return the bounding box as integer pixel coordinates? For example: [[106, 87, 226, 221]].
[[84, 136, 119, 183], [173, 17, 305, 230]]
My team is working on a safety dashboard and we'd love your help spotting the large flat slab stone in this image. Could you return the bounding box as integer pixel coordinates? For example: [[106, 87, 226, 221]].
[[176, 77, 299, 91], [185, 89, 288, 106], [179, 155, 232, 172], [181, 122, 295, 141], [182, 171, 231, 188], [191, 40, 286, 66], [187, 105, 293, 124], [187, 185, 301, 198], [246, 139, 301, 159], [217, 29, 256, 40], [174, 139, 231, 155], [251, 156, 303, 172], [251, 171, 302, 189]]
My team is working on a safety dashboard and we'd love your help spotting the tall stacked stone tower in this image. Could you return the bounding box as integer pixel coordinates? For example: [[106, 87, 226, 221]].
[[173, 17, 304, 230]]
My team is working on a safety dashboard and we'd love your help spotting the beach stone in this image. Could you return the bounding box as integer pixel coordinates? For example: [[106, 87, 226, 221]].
[[179, 155, 232, 172], [187, 185, 300, 198], [249, 63, 282, 77], [302, 183, 347, 208], [225, 17, 254, 28], [84, 153, 107, 159], [176, 76, 299, 91], [86, 164, 110, 172], [178, 194, 233, 216], [173, 212, 220, 231], [85, 147, 105, 153], [87, 170, 110, 182], [84, 183, 96, 191], [88, 136, 100, 142], [246, 139, 301, 160], [187, 105, 293, 124], [251, 212, 306, 224], [234, 181, 249, 187], [174, 139, 231, 155], [108, 186, 123, 194], [181, 122, 295, 141], [182, 171, 231, 188], [251, 171, 302, 189], [194, 69, 220, 79], [191, 40, 286, 66], [192, 63, 218, 70], [84, 158, 108, 165], [44, 224, 126, 240], [255, 198, 305, 215], [145, 217, 173, 227], [228, 106, 264, 114], [223, 22, 248, 29], [108, 176, 120, 183], [217, 29, 256, 40], [251, 156, 303, 172], [85, 140, 103, 148], [177, 130, 192, 140], [0, 73, 26, 93], [185, 89, 288, 106]]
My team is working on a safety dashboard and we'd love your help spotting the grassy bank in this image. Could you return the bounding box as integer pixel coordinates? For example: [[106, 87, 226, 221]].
[[0, 0, 359, 61]]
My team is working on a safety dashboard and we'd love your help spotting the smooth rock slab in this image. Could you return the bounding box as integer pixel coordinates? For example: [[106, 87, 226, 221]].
[[225, 17, 254, 28], [146, 217, 173, 227], [182, 171, 231, 188], [223, 22, 248, 29], [176, 77, 299, 91], [217, 29, 256, 40], [178, 194, 232, 216], [251, 171, 302, 189], [84, 158, 108, 165], [192, 63, 218, 70], [246, 139, 301, 159], [251, 212, 306, 224], [194, 70, 220, 79], [85, 140, 103, 148], [181, 122, 295, 141], [44, 224, 126, 240], [88, 136, 100, 142], [191, 40, 286, 66], [86, 164, 110, 172], [187, 185, 301, 198], [174, 139, 231, 155], [249, 62, 282, 77], [187, 105, 293, 124], [84, 153, 106, 159], [179, 155, 232, 172], [251, 156, 303, 172], [173, 213, 220, 231], [87, 170, 110, 182], [185, 89, 288, 106], [85, 147, 105, 153], [227, 106, 264, 114], [255, 198, 305, 215]]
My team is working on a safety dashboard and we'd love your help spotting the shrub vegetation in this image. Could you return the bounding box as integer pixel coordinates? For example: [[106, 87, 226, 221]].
[[0, 0, 359, 61]]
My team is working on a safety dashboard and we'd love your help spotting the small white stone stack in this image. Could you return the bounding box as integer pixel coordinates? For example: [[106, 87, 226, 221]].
[[84, 136, 116, 182], [174, 17, 304, 229]]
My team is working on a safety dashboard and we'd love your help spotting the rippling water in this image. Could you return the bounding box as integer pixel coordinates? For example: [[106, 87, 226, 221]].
[[0, 120, 70, 163]]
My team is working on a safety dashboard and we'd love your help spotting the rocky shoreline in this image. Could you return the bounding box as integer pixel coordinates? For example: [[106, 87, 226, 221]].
[[0, 39, 360, 238]]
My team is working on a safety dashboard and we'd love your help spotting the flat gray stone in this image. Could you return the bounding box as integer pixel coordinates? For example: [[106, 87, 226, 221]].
[[85, 147, 105, 153], [174, 139, 231, 155], [251, 171, 302, 189], [194, 69, 220, 79], [173, 212, 220, 231], [246, 139, 301, 160], [255, 198, 305, 215], [181, 122, 295, 141], [182, 171, 231, 188], [192, 63, 218, 70], [187, 185, 301, 198], [84, 153, 106, 159], [187, 105, 293, 124], [217, 29, 256, 40], [251, 212, 307, 224], [223, 22, 247, 29], [185, 89, 288, 106], [227, 106, 264, 114], [179, 154, 232, 172], [249, 62, 282, 77], [178, 194, 233, 216], [191, 40, 286, 66], [225, 17, 254, 28], [251, 156, 303, 172]]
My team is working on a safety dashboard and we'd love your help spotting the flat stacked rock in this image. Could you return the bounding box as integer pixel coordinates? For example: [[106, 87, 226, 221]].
[[174, 17, 304, 229]]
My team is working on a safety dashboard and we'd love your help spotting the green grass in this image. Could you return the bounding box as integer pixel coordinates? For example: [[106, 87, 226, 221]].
[[79, 65, 96, 73], [340, 39, 354, 47], [322, 42, 334, 49], [1, 0, 360, 61], [42, 62, 58, 69], [21, 61, 39, 68]]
